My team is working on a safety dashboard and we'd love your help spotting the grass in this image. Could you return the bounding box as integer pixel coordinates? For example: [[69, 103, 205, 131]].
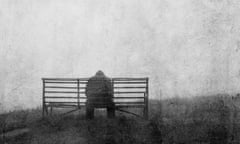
[[0, 94, 240, 144]]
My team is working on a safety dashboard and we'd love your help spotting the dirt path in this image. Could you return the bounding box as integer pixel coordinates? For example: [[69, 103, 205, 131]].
[[0, 128, 30, 138]]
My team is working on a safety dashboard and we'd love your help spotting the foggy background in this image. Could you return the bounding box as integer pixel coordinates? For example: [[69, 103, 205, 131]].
[[0, 0, 240, 112]]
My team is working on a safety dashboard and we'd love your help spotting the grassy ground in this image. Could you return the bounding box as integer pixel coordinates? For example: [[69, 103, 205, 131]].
[[1, 94, 240, 144]]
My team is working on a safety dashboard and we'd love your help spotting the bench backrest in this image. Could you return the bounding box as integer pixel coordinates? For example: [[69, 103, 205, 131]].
[[42, 77, 149, 118]]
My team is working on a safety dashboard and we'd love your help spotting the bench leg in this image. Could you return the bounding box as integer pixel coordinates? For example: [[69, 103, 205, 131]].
[[42, 105, 45, 117], [144, 107, 148, 120], [107, 107, 115, 118], [42, 105, 48, 117], [45, 106, 49, 116], [50, 106, 53, 115], [86, 106, 94, 119]]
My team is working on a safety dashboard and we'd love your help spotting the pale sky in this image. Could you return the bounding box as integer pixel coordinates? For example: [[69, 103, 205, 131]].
[[1, 0, 240, 112]]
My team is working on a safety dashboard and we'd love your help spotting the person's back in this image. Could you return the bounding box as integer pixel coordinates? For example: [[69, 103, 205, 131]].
[[85, 71, 115, 119]]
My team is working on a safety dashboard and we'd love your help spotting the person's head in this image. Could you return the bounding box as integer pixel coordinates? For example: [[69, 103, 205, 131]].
[[95, 70, 105, 77]]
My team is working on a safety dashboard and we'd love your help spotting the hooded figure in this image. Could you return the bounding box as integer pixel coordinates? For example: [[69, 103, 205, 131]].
[[85, 71, 115, 119]]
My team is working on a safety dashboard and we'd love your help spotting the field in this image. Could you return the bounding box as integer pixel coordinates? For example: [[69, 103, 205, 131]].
[[0, 94, 240, 144]]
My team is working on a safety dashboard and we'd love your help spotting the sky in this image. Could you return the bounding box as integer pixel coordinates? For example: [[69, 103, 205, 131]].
[[0, 0, 240, 112]]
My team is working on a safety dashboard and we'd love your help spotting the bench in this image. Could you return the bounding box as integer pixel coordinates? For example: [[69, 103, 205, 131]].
[[42, 77, 149, 119]]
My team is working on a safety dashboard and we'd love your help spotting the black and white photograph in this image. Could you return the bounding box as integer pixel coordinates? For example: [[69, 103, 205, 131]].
[[0, 0, 240, 143]]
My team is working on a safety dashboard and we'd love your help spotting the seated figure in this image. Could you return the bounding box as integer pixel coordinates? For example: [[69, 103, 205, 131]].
[[85, 70, 115, 119]]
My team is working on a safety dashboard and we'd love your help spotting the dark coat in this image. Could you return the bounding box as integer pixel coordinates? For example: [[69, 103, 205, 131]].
[[86, 73, 114, 108]]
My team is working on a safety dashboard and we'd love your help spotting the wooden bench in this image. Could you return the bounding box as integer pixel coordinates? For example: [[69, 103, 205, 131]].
[[42, 77, 149, 119]]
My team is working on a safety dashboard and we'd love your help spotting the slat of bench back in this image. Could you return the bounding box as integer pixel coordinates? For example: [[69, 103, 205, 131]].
[[42, 77, 149, 118]]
